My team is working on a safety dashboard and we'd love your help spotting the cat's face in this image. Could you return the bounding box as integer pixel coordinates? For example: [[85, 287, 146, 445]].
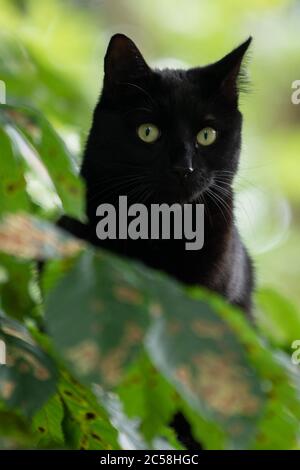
[[83, 34, 251, 206]]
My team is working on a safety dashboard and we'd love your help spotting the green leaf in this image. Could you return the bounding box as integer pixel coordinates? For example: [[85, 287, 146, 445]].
[[0, 313, 57, 416], [45, 248, 266, 449], [145, 282, 265, 449], [59, 372, 119, 450], [0, 126, 30, 215], [0, 104, 85, 220], [0, 254, 37, 321], [32, 394, 64, 447], [46, 249, 150, 386], [180, 400, 226, 450], [191, 289, 300, 450], [256, 287, 300, 347], [42, 257, 79, 297], [0, 409, 34, 449], [118, 354, 179, 445]]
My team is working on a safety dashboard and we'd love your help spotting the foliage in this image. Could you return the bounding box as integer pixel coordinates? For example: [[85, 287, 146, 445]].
[[0, 0, 300, 451], [0, 107, 300, 449]]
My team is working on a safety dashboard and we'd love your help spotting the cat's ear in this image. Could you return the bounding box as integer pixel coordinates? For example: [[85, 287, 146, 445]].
[[104, 34, 150, 85], [209, 37, 252, 103]]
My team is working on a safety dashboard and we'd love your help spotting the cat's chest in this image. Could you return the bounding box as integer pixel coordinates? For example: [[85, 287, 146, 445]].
[[103, 236, 224, 285]]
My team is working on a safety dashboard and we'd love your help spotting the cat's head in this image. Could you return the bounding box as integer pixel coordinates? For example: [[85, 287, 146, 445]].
[[83, 34, 251, 206]]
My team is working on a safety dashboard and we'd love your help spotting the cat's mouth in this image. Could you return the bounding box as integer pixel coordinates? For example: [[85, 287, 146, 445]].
[[155, 171, 213, 204]]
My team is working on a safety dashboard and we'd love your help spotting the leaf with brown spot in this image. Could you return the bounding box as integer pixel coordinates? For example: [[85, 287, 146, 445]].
[[0, 214, 84, 260], [0, 127, 30, 215], [32, 395, 64, 447], [0, 104, 85, 220], [45, 247, 300, 449], [114, 286, 144, 305], [59, 372, 119, 450]]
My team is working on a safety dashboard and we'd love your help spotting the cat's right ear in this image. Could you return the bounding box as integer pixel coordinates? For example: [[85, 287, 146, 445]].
[[104, 34, 151, 86]]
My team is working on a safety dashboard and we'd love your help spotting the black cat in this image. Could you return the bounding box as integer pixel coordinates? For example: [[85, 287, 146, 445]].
[[58, 33, 255, 450], [60, 33, 254, 316]]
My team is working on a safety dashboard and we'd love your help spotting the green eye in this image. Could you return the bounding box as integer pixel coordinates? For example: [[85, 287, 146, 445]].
[[196, 127, 217, 146], [137, 123, 160, 143]]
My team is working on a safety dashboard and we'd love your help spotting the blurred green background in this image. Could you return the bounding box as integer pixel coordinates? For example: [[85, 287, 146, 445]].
[[0, 0, 299, 309]]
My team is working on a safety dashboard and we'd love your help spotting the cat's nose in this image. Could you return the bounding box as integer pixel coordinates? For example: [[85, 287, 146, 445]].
[[172, 166, 194, 179]]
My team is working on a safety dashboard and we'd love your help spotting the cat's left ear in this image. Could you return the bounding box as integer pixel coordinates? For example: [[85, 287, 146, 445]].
[[209, 37, 252, 103], [104, 34, 151, 85]]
